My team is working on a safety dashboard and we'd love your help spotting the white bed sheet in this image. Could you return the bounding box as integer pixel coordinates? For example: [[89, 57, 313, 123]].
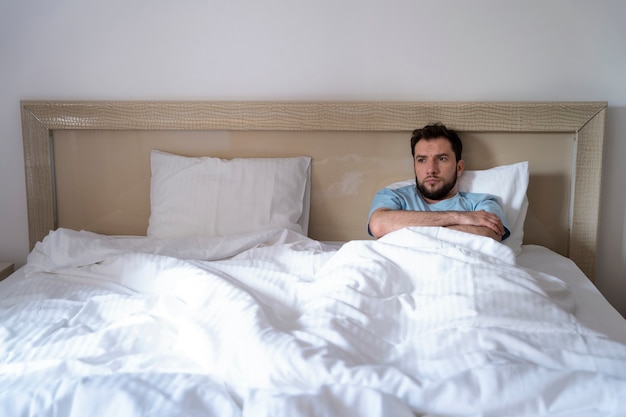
[[1, 227, 625, 417]]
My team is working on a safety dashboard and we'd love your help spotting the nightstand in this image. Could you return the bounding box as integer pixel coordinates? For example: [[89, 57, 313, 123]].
[[0, 262, 14, 281]]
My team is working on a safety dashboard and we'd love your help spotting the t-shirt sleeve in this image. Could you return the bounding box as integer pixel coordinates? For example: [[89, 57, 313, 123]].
[[475, 194, 511, 241], [368, 188, 404, 218], [367, 188, 405, 236]]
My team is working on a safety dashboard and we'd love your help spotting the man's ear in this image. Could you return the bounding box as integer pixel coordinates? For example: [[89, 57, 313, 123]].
[[457, 159, 465, 175]]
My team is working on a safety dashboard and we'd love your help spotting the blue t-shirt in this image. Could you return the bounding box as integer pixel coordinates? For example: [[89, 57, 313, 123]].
[[368, 184, 510, 240]]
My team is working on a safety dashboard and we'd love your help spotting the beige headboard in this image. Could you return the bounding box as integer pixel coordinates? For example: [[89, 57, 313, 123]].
[[21, 101, 606, 279]]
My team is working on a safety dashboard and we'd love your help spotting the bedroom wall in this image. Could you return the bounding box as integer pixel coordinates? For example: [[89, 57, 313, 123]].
[[1, 0, 625, 316]]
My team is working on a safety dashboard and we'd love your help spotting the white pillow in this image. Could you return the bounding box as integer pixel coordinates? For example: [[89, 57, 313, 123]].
[[386, 161, 529, 254], [148, 150, 311, 239]]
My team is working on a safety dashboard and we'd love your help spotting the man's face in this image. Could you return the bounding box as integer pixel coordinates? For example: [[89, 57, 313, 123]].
[[413, 137, 464, 203]]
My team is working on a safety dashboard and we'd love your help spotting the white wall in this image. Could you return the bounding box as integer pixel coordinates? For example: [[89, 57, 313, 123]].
[[1, 0, 625, 315]]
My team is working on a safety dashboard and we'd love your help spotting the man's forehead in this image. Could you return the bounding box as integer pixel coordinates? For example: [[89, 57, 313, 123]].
[[413, 137, 453, 154]]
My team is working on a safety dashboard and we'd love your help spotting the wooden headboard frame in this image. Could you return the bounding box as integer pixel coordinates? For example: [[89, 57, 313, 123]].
[[21, 101, 607, 279]]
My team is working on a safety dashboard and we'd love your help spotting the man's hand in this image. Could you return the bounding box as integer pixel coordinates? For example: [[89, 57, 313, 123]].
[[454, 210, 505, 238]]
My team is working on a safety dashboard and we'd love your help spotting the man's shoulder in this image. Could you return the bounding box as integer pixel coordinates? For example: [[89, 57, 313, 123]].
[[377, 182, 416, 196], [383, 180, 415, 192], [372, 183, 426, 211]]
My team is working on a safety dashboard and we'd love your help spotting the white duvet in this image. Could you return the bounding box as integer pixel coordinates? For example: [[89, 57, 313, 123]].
[[1, 227, 625, 417]]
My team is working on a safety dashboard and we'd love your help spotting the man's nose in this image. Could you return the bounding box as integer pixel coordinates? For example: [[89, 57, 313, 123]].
[[426, 160, 438, 174]]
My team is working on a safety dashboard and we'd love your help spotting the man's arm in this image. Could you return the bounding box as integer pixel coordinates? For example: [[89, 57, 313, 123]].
[[368, 208, 505, 240]]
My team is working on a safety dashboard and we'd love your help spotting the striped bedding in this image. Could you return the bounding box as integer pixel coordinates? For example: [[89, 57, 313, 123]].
[[1, 227, 625, 417]]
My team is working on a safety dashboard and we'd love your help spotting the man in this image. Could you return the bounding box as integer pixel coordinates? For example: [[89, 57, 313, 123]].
[[368, 123, 510, 241]]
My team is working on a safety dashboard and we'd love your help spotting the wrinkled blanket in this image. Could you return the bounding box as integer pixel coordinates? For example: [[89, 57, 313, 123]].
[[0, 227, 625, 417]]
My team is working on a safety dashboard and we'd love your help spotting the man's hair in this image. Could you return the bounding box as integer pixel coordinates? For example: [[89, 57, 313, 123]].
[[410, 123, 463, 162]]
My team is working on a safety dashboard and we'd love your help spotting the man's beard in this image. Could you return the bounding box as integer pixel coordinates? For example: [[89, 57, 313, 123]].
[[416, 171, 457, 201]]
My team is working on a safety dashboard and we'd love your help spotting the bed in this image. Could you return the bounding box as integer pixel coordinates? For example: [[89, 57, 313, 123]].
[[2, 100, 625, 416]]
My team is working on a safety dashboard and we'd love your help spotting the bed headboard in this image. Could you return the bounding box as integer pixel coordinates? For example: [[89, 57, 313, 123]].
[[21, 101, 607, 279]]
